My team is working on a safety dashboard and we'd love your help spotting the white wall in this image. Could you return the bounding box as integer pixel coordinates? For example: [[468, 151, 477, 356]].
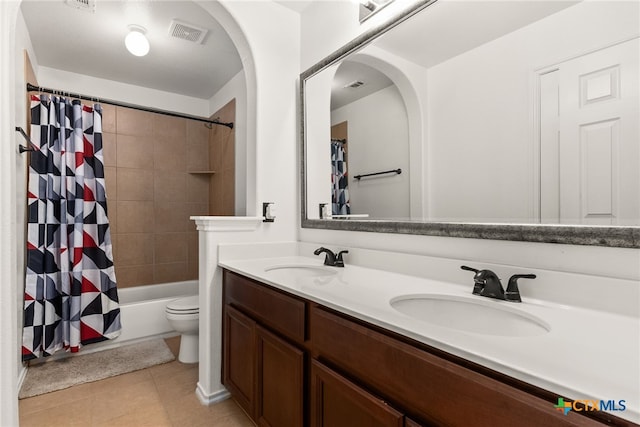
[[37, 66, 211, 117], [331, 84, 410, 218], [1, 1, 23, 424], [299, 0, 640, 282], [426, 1, 640, 223], [13, 4, 33, 403], [1, 1, 300, 424]]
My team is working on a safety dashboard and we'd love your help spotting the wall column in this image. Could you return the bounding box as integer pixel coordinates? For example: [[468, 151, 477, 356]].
[[192, 216, 263, 405]]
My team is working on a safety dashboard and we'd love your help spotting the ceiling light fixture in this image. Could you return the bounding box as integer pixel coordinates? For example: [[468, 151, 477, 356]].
[[125, 25, 150, 57], [359, 0, 394, 22]]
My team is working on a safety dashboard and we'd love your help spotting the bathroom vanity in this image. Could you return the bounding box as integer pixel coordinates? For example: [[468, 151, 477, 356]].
[[219, 250, 638, 427]]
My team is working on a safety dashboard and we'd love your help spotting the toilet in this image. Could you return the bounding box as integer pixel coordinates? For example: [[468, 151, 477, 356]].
[[165, 295, 199, 363]]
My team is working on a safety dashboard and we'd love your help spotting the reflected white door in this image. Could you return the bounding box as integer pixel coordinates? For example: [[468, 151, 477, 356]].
[[540, 38, 640, 225]]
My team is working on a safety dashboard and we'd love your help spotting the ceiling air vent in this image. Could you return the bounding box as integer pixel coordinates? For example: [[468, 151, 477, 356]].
[[169, 20, 209, 44], [345, 81, 365, 89], [65, 0, 96, 12]]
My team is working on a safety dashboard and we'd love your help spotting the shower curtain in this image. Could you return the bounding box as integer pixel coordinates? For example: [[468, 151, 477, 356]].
[[331, 140, 350, 215], [22, 95, 121, 361]]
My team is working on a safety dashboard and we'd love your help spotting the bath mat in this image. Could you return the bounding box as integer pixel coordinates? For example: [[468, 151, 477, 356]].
[[19, 339, 175, 399]]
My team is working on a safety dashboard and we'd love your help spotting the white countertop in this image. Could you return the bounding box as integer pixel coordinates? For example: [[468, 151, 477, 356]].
[[219, 254, 640, 423]]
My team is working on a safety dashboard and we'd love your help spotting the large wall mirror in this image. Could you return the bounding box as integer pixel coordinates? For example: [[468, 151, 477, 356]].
[[301, 0, 640, 248]]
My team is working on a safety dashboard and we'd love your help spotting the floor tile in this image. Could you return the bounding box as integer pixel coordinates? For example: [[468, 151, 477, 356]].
[[18, 338, 254, 427]]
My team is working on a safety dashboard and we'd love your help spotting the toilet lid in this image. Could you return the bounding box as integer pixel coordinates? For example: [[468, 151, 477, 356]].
[[166, 295, 199, 312]]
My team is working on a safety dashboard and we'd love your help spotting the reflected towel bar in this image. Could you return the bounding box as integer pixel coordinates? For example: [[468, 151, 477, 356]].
[[354, 168, 401, 180], [15, 127, 35, 153]]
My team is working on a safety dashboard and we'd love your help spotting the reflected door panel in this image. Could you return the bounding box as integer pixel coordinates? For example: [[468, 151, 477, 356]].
[[543, 38, 640, 225]]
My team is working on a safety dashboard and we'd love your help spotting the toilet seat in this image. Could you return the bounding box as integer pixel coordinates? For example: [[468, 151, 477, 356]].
[[166, 296, 199, 314]]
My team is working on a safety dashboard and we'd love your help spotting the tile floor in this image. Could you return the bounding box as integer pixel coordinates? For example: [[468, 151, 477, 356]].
[[19, 337, 254, 427]]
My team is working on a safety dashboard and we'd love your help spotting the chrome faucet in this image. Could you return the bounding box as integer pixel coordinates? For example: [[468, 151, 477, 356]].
[[314, 247, 349, 267], [461, 266, 536, 302]]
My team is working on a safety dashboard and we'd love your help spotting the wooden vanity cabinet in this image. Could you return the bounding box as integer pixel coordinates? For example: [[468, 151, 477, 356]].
[[223, 270, 621, 427], [223, 305, 256, 418], [310, 306, 605, 427], [223, 270, 305, 427], [310, 359, 404, 427]]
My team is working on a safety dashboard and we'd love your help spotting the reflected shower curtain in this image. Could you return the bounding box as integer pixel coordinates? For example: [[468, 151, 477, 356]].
[[331, 140, 350, 215], [22, 95, 121, 361]]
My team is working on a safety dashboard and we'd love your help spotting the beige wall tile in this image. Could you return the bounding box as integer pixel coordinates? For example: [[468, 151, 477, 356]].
[[185, 203, 209, 230], [154, 171, 186, 202], [154, 134, 186, 171], [185, 174, 210, 204], [101, 104, 116, 134], [102, 132, 117, 167], [154, 202, 187, 233], [186, 120, 209, 146], [187, 232, 198, 280], [116, 107, 154, 136], [221, 170, 235, 215], [104, 166, 117, 202], [117, 168, 154, 201], [117, 201, 154, 233], [154, 233, 187, 264], [186, 140, 210, 171], [116, 135, 154, 169], [154, 262, 188, 283], [153, 115, 186, 142], [114, 233, 154, 266], [114, 264, 154, 288]]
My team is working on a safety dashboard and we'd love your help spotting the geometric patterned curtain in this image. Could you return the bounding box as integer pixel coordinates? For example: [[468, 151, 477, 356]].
[[331, 139, 350, 215], [22, 95, 121, 361]]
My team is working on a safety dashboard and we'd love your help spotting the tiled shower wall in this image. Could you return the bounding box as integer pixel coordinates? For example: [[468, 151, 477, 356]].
[[101, 105, 211, 288]]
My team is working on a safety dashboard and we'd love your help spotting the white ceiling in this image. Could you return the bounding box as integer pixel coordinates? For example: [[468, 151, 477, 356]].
[[20, 0, 243, 100], [331, 60, 393, 110], [329, 0, 580, 108], [374, 0, 580, 69], [275, 0, 315, 14]]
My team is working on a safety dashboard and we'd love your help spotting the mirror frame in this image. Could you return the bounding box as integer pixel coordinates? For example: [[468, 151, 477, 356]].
[[300, 0, 639, 249]]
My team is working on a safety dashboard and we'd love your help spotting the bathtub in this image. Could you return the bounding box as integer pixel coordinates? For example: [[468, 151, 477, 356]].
[[25, 280, 198, 365], [114, 280, 198, 343]]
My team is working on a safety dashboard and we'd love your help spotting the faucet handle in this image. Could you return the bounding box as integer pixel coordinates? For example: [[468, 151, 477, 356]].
[[335, 250, 349, 267], [461, 265, 485, 295], [505, 274, 536, 302]]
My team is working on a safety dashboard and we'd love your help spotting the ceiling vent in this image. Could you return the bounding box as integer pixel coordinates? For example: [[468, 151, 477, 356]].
[[65, 0, 96, 12], [345, 80, 365, 89], [169, 20, 209, 44]]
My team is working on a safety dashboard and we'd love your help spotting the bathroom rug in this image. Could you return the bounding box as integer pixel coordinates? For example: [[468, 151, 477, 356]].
[[18, 338, 175, 399]]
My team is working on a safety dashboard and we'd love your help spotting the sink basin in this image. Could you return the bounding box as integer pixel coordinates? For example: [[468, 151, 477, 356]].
[[264, 265, 338, 278], [390, 294, 550, 337]]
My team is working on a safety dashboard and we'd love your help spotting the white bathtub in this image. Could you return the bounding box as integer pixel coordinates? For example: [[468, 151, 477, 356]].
[[114, 280, 198, 343]]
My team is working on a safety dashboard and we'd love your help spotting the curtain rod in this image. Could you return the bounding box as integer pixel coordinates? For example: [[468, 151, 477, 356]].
[[26, 83, 233, 129]]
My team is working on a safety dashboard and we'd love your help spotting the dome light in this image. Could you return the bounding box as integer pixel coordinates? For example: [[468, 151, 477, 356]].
[[125, 26, 150, 57]]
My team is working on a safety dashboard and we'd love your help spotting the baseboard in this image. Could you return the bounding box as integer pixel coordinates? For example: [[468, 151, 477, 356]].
[[17, 363, 28, 392], [195, 382, 230, 406]]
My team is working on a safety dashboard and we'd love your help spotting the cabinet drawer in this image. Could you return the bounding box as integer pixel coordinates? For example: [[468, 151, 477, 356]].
[[311, 306, 602, 427], [311, 360, 404, 427], [224, 270, 306, 344]]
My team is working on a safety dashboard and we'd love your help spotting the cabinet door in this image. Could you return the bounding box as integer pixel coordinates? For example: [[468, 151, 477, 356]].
[[310, 360, 404, 427], [223, 305, 256, 419], [256, 325, 304, 427]]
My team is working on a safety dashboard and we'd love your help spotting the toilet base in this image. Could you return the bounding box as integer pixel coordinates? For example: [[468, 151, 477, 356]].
[[178, 333, 199, 364]]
